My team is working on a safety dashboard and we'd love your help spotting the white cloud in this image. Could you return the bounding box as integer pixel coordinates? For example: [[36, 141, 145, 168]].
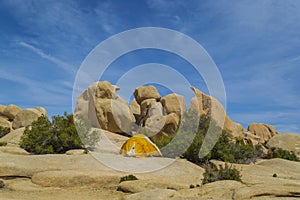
[[19, 41, 77, 75]]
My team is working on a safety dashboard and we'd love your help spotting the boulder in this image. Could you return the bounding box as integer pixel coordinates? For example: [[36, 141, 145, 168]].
[[267, 133, 300, 158], [134, 85, 161, 104], [248, 123, 278, 144], [190, 87, 212, 115], [223, 116, 246, 138], [161, 94, 186, 117], [95, 80, 120, 99], [0, 127, 25, 146], [75, 81, 135, 133], [242, 131, 261, 145], [12, 109, 44, 129], [95, 99, 135, 133], [0, 116, 11, 129], [0, 146, 29, 155], [129, 98, 140, 116], [2, 104, 21, 120], [190, 87, 247, 142], [0, 104, 6, 114], [35, 107, 47, 116], [65, 149, 86, 155], [162, 113, 180, 136], [139, 99, 163, 126], [74, 82, 100, 128]]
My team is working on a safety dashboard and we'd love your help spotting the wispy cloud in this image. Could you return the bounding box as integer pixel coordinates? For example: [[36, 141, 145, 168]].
[[18, 41, 76, 75]]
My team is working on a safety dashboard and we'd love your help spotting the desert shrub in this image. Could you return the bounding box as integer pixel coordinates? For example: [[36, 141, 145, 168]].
[[182, 113, 264, 164], [264, 147, 299, 161], [189, 184, 195, 188], [74, 116, 100, 150], [0, 141, 7, 146], [202, 163, 242, 184], [159, 110, 200, 158], [0, 126, 10, 138], [20, 113, 86, 154], [0, 180, 5, 188], [273, 173, 277, 177], [119, 175, 138, 183], [154, 110, 264, 164]]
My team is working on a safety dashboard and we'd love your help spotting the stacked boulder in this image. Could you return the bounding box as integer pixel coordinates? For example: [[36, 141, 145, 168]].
[[133, 86, 185, 140], [75, 81, 283, 148], [74, 81, 135, 134], [0, 104, 47, 147], [0, 104, 46, 132]]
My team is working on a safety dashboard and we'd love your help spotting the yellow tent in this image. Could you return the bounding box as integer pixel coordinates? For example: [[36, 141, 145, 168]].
[[120, 134, 162, 158]]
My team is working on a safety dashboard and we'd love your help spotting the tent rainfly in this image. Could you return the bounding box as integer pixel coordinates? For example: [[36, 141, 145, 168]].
[[120, 134, 162, 158]]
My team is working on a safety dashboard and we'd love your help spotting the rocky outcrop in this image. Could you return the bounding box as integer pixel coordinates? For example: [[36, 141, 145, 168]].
[[75, 81, 135, 134], [2, 104, 21, 121], [2, 151, 300, 200], [12, 108, 45, 129], [248, 123, 278, 144], [267, 133, 300, 158], [223, 115, 246, 138], [134, 85, 161, 104]]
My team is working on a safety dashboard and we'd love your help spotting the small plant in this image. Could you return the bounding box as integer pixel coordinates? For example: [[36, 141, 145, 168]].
[[0, 126, 10, 138], [0, 142, 7, 146], [273, 173, 277, 177], [264, 147, 299, 162], [0, 180, 5, 188], [119, 175, 138, 183], [83, 148, 88, 154], [189, 184, 195, 189], [202, 163, 242, 185]]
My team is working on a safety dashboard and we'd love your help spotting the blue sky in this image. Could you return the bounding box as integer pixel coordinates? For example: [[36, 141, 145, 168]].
[[0, 0, 299, 134]]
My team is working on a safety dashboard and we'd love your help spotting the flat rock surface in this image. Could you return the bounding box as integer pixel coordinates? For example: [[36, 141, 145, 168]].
[[1, 149, 300, 199]]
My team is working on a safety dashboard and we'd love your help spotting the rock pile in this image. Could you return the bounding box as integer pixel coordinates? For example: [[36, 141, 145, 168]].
[[74, 80, 293, 150], [0, 104, 46, 133]]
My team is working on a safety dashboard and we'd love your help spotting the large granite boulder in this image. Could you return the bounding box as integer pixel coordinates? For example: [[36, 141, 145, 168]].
[[12, 108, 45, 129], [248, 123, 278, 144], [161, 93, 186, 117], [75, 81, 135, 134], [2, 104, 21, 120], [134, 85, 161, 105], [95, 99, 135, 133]]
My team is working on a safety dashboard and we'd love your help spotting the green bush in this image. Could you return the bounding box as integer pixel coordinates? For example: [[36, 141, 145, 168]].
[[119, 175, 138, 183], [0, 180, 5, 188], [0, 126, 10, 138], [154, 110, 264, 164], [202, 163, 242, 184], [20, 113, 99, 154], [0, 141, 7, 146], [74, 116, 100, 150], [181, 113, 264, 164], [264, 147, 299, 161], [273, 173, 277, 177]]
